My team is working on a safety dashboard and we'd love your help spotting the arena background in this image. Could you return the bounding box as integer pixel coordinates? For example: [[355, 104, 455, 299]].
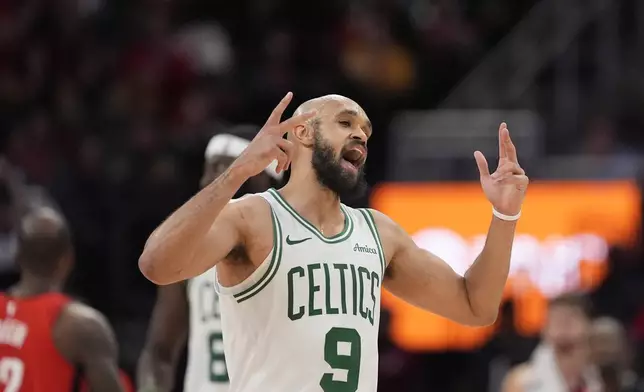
[[2, 0, 644, 391]]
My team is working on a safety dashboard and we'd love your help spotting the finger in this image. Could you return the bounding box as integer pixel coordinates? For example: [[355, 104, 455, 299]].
[[474, 151, 490, 177], [275, 137, 295, 156], [278, 110, 317, 133], [498, 123, 508, 159], [274, 149, 289, 174], [275, 138, 294, 170], [264, 92, 293, 127], [504, 129, 519, 163], [495, 174, 529, 186], [491, 162, 524, 179]]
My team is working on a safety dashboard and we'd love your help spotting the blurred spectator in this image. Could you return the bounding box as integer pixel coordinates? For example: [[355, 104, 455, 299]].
[[340, 5, 416, 97], [591, 316, 644, 392], [480, 301, 539, 392], [502, 293, 603, 392]]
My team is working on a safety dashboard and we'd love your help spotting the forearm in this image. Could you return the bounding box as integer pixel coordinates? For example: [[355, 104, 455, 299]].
[[463, 216, 517, 321], [136, 350, 175, 392], [83, 358, 124, 392], [139, 166, 246, 283]]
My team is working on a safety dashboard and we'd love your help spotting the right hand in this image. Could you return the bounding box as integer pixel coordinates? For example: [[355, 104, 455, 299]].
[[232, 92, 316, 178]]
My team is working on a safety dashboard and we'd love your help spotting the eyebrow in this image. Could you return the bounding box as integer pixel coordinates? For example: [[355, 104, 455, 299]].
[[337, 109, 373, 131]]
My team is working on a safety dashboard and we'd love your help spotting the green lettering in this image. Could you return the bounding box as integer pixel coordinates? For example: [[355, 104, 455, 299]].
[[308, 263, 322, 316], [370, 271, 380, 326], [198, 281, 219, 322], [323, 264, 339, 315], [350, 265, 358, 316], [288, 267, 305, 321], [333, 263, 348, 314], [320, 327, 361, 392], [358, 267, 369, 320], [208, 332, 229, 382]]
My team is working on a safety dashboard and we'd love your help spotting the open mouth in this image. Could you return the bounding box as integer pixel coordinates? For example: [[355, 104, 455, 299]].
[[341, 146, 366, 169]]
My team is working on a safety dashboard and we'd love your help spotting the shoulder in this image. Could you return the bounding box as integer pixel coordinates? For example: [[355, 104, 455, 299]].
[[363, 208, 411, 242], [361, 208, 411, 263], [226, 194, 273, 226], [58, 302, 114, 332], [362, 208, 399, 234], [54, 302, 117, 362]]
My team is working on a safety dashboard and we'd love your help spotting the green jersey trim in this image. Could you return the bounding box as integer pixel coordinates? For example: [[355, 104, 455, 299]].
[[359, 209, 386, 276], [267, 188, 354, 244], [233, 208, 283, 303]]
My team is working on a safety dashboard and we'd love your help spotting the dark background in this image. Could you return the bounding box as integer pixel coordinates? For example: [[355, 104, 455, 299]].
[[2, 0, 644, 390]]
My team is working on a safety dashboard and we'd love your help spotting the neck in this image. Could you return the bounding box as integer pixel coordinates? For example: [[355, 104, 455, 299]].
[[281, 169, 343, 232], [10, 275, 62, 297]]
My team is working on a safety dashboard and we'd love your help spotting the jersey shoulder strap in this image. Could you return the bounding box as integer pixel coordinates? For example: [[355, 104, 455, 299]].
[[215, 191, 283, 303]]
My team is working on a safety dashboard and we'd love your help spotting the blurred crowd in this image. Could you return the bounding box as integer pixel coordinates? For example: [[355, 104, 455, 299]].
[[3, 0, 644, 391]]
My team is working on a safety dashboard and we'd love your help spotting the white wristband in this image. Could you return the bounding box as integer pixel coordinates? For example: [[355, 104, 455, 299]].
[[492, 208, 521, 221]]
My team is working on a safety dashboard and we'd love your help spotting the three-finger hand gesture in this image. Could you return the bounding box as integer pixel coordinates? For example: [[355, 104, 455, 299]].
[[231, 92, 316, 179], [474, 123, 529, 216]]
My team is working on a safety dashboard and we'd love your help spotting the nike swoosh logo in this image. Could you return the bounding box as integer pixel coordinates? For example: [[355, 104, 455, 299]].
[[286, 236, 312, 245]]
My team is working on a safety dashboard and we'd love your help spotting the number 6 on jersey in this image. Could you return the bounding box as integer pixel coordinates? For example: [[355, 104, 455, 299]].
[[320, 327, 361, 392]]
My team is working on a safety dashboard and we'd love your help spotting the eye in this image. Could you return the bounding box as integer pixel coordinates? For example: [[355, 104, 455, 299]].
[[339, 120, 351, 127]]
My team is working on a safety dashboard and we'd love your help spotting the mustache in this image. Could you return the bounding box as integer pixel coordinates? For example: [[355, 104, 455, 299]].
[[342, 140, 368, 154]]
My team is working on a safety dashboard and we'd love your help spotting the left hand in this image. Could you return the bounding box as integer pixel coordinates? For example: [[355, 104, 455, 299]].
[[474, 122, 529, 216]]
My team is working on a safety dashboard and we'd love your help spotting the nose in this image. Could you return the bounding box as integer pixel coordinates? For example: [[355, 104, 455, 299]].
[[351, 130, 368, 144]]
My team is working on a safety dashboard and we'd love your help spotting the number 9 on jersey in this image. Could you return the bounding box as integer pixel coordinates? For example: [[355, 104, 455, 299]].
[[320, 327, 361, 392]]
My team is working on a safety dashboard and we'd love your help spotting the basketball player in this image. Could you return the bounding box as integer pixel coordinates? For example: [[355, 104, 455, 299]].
[[0, 208, 125, 392], [137, 133, 281, 392], [139, 92, 529, 391]]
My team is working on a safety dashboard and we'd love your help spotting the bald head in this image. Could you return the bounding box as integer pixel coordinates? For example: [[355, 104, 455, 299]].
[[294, 95, 361, 116], [16, 208, 72, 277], [286, 94, 371, 200], [290, 94, 372, 140]]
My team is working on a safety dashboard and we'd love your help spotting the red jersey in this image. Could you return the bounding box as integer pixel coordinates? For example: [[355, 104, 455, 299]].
[[0, 292, 76, 392]]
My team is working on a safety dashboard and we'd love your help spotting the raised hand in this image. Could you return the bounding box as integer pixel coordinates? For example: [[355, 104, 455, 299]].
[[474, 123, 529, 216], [231, 92, 316, 179]]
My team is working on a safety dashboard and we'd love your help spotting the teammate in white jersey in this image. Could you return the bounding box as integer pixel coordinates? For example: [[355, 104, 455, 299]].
[[139, 92, 529, 392], [136, 132, 281, 392]]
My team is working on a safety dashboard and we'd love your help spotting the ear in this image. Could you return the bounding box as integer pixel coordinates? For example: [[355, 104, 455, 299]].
[[293, 123, 314, 147]]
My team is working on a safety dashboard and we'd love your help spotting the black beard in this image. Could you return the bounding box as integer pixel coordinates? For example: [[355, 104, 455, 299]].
[[311, 133, 367, 202]]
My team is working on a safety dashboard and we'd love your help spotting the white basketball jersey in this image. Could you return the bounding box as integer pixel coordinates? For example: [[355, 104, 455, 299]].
[[184, 269, 229, 392], [216, 189, 385, 392]]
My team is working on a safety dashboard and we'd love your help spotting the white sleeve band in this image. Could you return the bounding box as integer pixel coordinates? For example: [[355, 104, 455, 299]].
[[492, 208, 521, 221]]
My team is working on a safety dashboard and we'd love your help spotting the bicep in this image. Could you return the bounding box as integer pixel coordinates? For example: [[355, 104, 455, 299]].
[[384, 243, 474, 322], [55, 305, 124, 392], [143, 283, 189, 360], [187, 198, 260, 278], [375, 210, 481, 326]]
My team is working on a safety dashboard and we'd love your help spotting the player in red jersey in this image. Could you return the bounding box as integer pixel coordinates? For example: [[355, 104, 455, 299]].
[[0, 207, 125, 392]]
